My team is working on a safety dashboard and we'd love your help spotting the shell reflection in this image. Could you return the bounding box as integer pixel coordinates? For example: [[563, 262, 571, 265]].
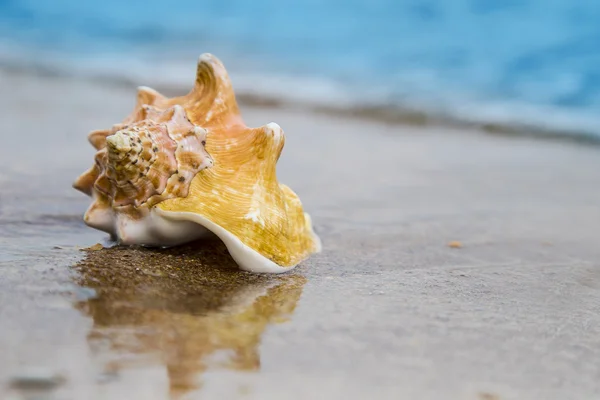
[[73, 241, 306, 397]]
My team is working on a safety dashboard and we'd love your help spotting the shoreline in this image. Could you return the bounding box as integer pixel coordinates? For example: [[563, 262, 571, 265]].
[[2, 61, 600, 146]]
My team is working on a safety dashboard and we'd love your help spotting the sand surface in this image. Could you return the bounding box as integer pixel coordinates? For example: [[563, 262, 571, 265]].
[[1, 70, 600, 400]]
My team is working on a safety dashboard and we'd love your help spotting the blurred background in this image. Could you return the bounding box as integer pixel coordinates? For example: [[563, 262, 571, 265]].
[[1, 0, 600, 137]]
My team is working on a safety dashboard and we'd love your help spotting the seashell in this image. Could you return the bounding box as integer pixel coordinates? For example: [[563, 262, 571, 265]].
[[74, 53, 321, 273]]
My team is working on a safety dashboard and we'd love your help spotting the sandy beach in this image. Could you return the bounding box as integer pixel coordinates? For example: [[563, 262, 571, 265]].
[[1, 69, 600, 400]]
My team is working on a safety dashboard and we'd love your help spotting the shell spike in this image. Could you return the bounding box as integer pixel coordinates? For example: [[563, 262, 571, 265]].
[[263, 122, 285, 150], [183, 53, 241, 126], [247, 123, 286, 167], [83, 196, 116, 234], [122, 86, 168, 125], [88, 129, 112, 150], [136, 86, 164, 108], [73, 165, 99, 195], [166, 104, 189, 124]]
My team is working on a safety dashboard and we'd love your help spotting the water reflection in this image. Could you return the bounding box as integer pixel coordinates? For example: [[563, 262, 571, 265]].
[[72, 239, 306, 398]]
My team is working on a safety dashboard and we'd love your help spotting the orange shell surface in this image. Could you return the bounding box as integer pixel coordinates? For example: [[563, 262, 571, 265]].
[[74, 53, 320, 271]]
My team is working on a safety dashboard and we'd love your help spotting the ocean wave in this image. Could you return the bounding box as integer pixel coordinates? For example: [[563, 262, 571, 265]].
[[2, 42, 600, 143], [3, 0, 600, 141]]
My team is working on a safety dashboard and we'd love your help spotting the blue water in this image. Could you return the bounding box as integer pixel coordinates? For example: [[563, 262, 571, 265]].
[[2, 0, 600, 135]]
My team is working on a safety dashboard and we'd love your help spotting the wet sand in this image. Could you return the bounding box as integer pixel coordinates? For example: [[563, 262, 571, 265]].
[[1, 70, 600, 400]]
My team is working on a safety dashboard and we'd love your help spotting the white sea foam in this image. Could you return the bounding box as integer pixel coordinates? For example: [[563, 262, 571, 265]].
[[1, 41, 599, 141]]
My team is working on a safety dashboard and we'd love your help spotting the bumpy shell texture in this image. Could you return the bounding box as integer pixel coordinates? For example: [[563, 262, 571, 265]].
[[74, 53, 321, 273]]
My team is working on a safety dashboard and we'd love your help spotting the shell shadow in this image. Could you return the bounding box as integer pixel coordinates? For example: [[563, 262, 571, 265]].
[[72, 238, 306, 398]]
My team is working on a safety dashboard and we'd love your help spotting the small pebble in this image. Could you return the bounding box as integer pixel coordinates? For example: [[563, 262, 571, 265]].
[[9, 369, 66, 391], [479, 393, 500, 400], [86, 243, 104, 251], [448, 241, 463, 249]]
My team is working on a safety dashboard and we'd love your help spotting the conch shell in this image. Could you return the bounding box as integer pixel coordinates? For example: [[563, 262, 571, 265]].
[[73, 53, 321, 273]]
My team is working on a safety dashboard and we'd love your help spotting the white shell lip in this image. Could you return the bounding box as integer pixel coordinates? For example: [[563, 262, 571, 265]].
[[116, 211, 212, 247], [154, 208, 301, 274], [83, 201, 319, 273]]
